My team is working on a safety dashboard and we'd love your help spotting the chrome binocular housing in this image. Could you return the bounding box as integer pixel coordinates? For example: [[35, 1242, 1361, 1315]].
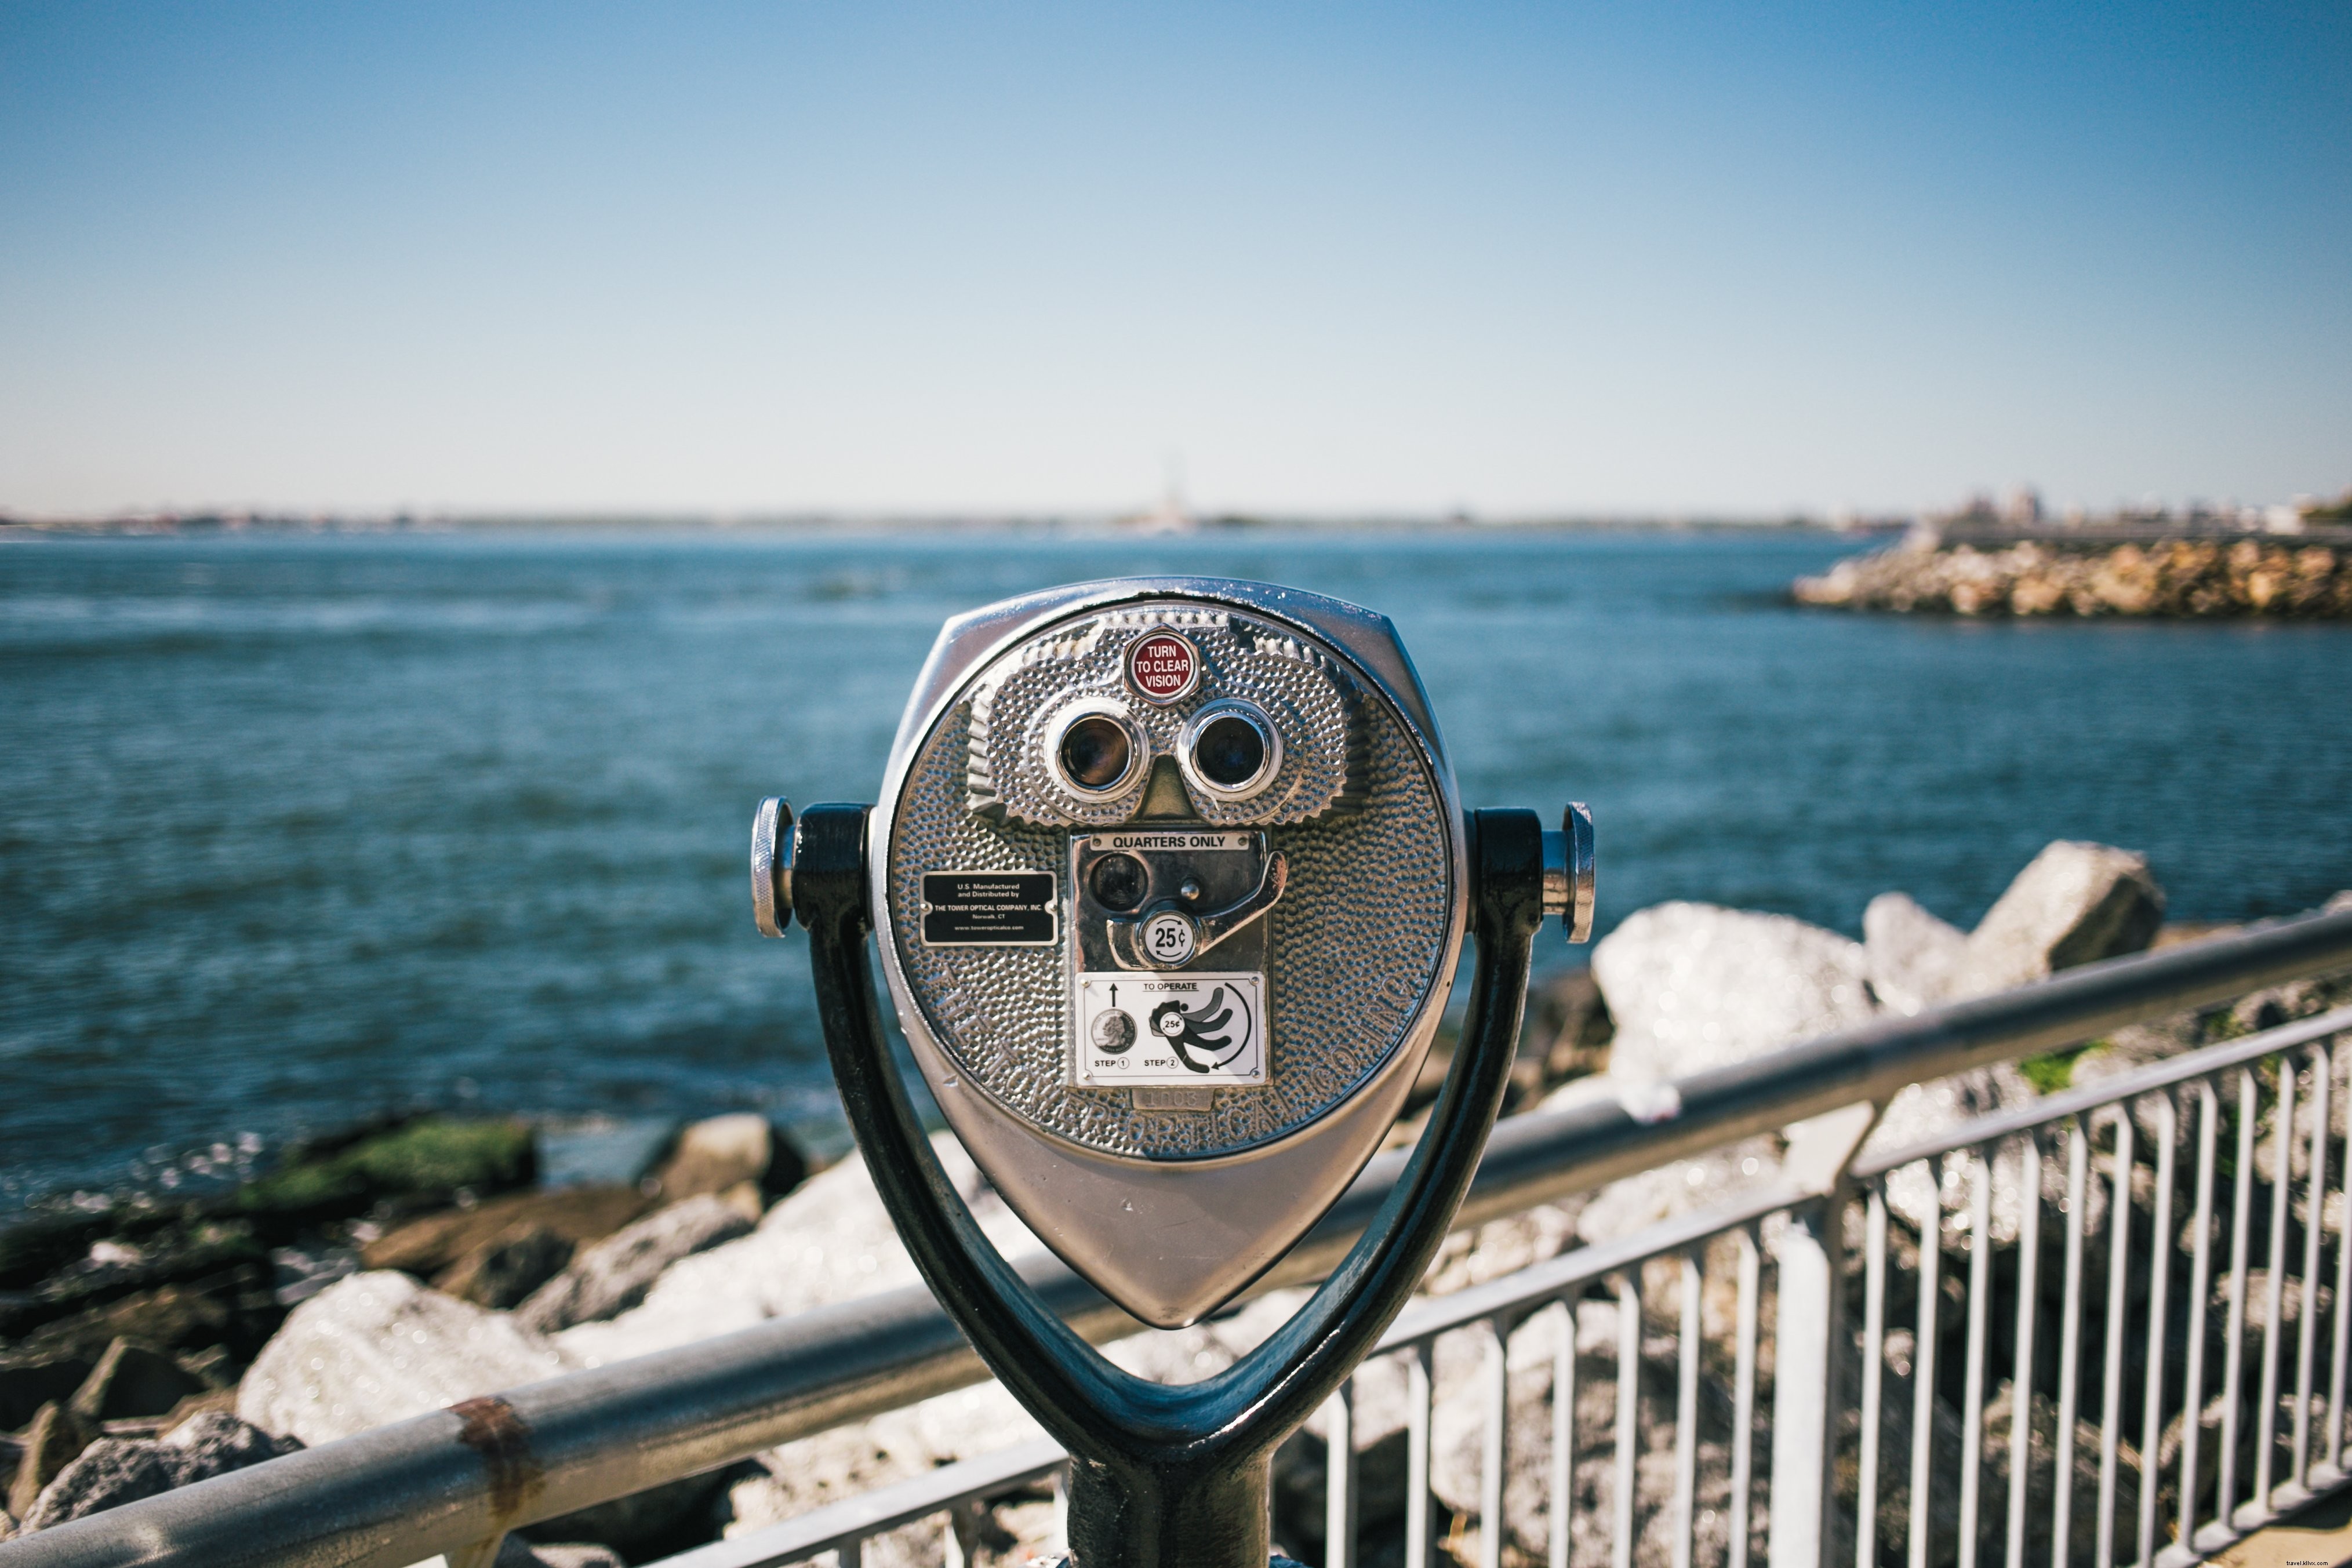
[[751, 576, 1591, 1326]]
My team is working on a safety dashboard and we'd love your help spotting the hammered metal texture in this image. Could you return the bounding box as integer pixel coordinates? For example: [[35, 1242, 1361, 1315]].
[[967, 607, 1366, 828], [888, 605, 1452, 1159]]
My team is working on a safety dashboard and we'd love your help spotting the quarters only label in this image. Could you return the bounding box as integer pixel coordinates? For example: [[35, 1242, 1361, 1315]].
[[1073, 970, 1266, 1087], [920, 872, 1056, 945], [1081, 831, 1253, 853]]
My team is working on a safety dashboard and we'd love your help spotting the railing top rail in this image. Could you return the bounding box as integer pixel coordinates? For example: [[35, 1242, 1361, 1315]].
[[1452, 908, 2352, 1230], [1850, 1002, 2352, 1179], [9, 906, 2350, 1568], [1375, 1180, 1805, 1348], [652, 1436, 1067, 1568]]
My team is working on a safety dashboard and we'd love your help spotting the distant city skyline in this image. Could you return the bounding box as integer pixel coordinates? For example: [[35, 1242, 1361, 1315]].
[[2, 2, 2346, 518]]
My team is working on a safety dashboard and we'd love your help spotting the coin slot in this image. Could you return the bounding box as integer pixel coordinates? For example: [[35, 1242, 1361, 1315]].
[[1090, 852, 1149, 912]]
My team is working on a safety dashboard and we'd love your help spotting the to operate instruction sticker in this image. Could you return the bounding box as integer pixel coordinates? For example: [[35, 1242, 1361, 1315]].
[[1073, 971, 1265, 1087]]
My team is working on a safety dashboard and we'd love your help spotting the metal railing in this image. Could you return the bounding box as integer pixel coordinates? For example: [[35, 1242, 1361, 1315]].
[[660, 1003, 2352, 1568], [9, 908, 2352, 1568], [1844, 1006, 2352, 1568]]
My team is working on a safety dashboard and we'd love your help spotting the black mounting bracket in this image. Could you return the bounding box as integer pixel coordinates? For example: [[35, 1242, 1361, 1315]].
[[794, 801, 1545, 1568]]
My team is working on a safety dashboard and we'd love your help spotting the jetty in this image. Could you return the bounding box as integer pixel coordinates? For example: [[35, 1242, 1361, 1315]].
[[1797, 521, 2352, 617]]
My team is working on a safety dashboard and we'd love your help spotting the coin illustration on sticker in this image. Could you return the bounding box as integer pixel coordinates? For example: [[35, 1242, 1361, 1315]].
[[1126, 628, 1201, 705], [1090, 1008, 1137, 1054]]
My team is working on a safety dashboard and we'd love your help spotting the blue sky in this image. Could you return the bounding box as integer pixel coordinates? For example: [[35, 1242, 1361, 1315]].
[[2, 3, 2346, 518]]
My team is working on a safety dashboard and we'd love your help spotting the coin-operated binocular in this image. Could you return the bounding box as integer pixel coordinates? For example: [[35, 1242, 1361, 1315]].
[[754, 577, 1591, 1568]]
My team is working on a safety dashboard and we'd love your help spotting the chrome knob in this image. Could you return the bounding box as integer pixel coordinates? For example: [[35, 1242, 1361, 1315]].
[[751, 796, 796, 937], [1541, 802, 1595, 943]]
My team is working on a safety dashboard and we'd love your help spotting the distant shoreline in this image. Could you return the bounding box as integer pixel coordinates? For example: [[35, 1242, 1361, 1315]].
[[0, 510, 1886, 538]]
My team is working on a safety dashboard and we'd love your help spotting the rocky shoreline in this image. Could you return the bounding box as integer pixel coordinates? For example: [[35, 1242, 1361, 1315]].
[[5, 847, 2349, 1566], [1795, 529, 2352, 617]]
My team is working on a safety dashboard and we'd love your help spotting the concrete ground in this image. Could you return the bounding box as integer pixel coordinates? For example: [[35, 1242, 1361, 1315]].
[[2216, 1491, 2352, 1568]]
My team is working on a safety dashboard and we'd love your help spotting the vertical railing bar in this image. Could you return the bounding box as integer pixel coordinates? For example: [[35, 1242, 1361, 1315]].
[[2294, 1045, 2329, 1489], [1913, 1158, 1944, 1568], [2254, 1057, 2296, 1512], [1553, 1299, 1577, 1568], [1408, 1340, 1435, 1568], [2008, 1134, 2044, 1568], [1960, 1147, 1993, 1568], [2333, 1041, 2352, 1477], [841, 1536, 864, 1568], [2178, 1079, 2219, 1549], [1482, 1314, 1510, 1568], [1769, 1199, 1840, 1568], [1731, 1225, 1760, 1568], [1327, 1379, 1358, 1568], [2136, 1092, 2177, 1568], [1616, 1272, 1640, 1568], [1859, 1183, 1888, 1568], [1675, 1250, 1702, 1568], [2217, 1067, 2258, 1527], [2053, 1120, 2089, 1568], [2097, 1109, 2136, 1568]]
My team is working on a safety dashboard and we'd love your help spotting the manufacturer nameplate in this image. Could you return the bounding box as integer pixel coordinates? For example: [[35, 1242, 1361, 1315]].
[[1073, 971, 1266, 1086], [921, 872, 1056, 945]]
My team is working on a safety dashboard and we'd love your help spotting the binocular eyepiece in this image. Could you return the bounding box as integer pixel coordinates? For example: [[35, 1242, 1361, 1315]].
[[1048, 696, 1284, 805]]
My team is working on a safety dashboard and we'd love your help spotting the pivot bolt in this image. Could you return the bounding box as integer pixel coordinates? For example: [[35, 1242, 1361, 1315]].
[[1541, 802, 1595, 943], [751, 796, 796, 937]]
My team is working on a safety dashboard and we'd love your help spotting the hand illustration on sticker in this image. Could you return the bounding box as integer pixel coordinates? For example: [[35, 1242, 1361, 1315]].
[[1150, 988, 1252, 1074]]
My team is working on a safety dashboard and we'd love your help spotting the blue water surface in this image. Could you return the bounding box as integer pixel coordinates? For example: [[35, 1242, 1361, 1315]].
[[3, 527, 2347, 1205]]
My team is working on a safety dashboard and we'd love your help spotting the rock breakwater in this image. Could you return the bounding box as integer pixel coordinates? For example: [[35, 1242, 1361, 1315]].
[[1796, 531, 2352, 617]]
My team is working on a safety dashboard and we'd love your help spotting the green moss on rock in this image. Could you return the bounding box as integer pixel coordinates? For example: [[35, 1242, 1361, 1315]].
[[2019, 1040, 2102, 1094], [235, 1118, 536, 1222]]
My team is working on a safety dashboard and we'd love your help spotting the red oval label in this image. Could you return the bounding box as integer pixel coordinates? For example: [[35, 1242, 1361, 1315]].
[[1126, 630, 1199, 704]]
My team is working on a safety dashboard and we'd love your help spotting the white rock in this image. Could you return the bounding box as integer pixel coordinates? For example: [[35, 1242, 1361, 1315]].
[[1864, 892, 1967, 1014], [517, 1194, 755, 1333], [557, 1132, 1041, 1368], [1591, 902, 1877, 1082], [1569, 1136, 1783, 1247], [1575, 903, 1873, 1248], [1952, 841, 2164, 998], [649, 1113, 777, 1201], [238, 1272, 576, 1446], [1856, 844, 2161, 1229], [1419, 1201, 1585, 1294], [722, 1390, 1041, 1568]]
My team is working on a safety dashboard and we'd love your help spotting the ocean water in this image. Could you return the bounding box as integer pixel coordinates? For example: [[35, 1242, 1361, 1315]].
[[5, 527, 2349, 1208]]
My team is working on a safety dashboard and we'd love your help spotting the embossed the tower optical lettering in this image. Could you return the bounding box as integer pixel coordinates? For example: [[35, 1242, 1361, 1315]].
[[1125, 628, 1200, 704]]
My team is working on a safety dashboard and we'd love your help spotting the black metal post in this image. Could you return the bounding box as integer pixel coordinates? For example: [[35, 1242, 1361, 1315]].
[[794, 802, 1545, 1568]]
